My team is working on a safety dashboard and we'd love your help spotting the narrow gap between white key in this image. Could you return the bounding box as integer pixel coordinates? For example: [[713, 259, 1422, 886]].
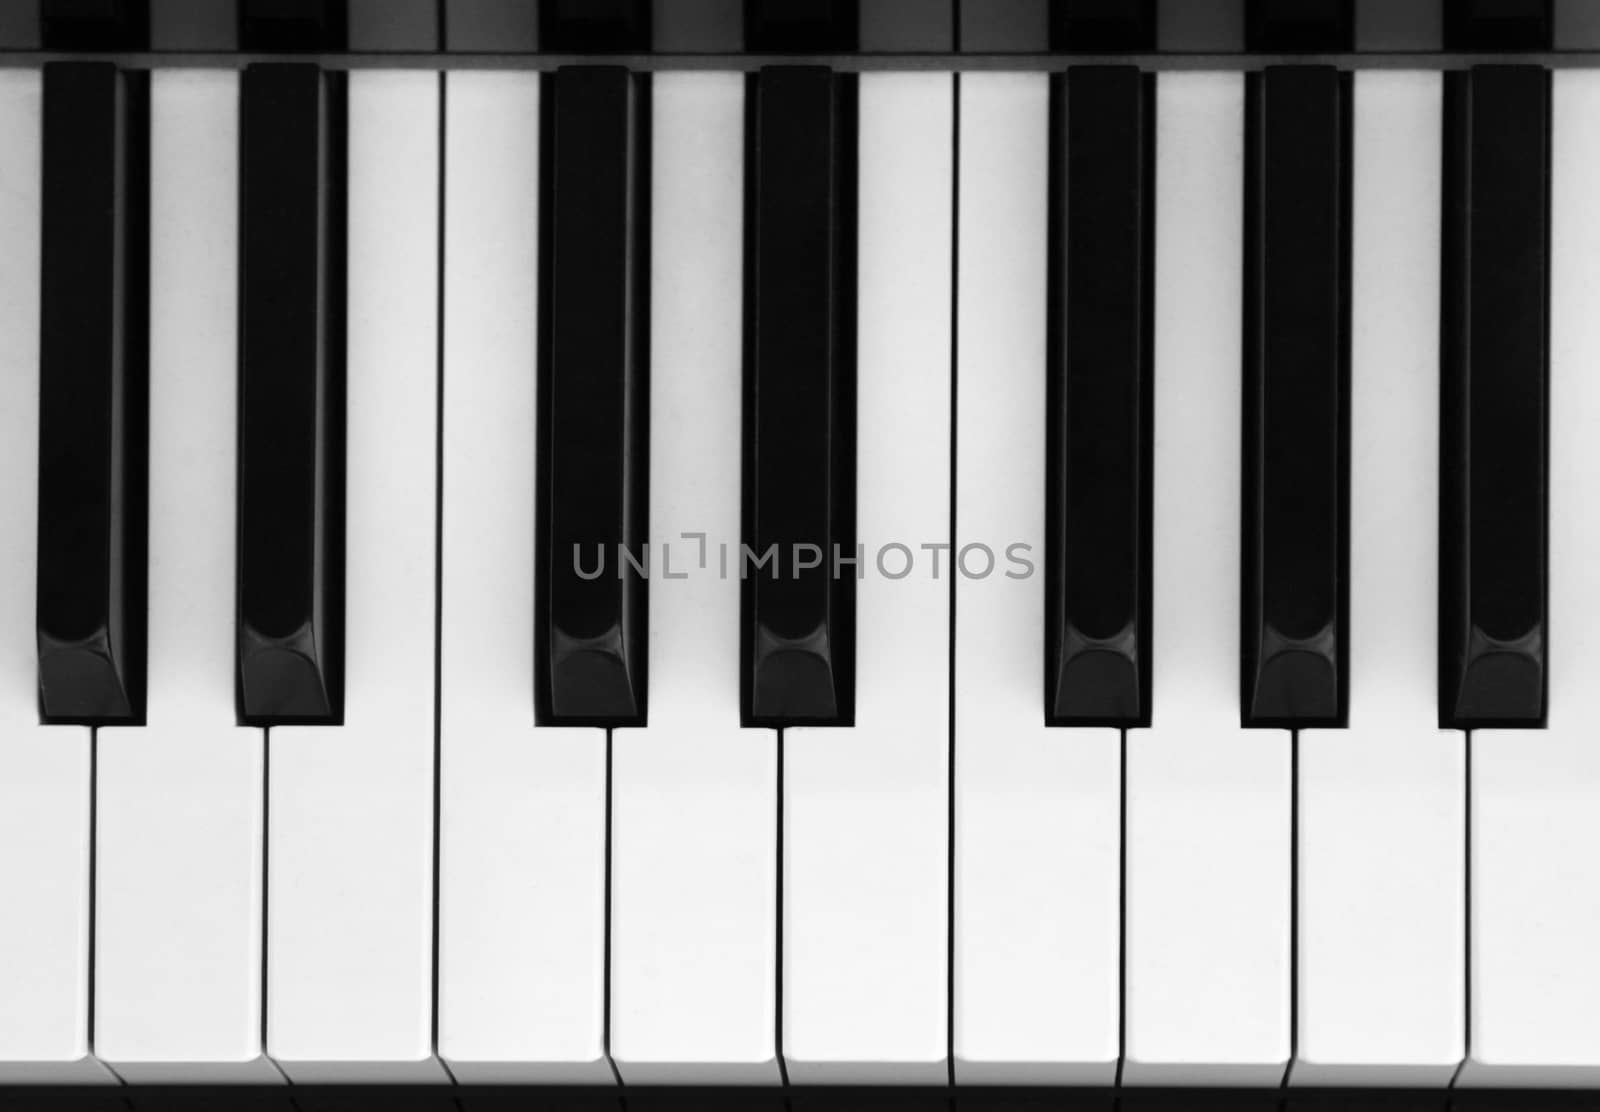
[[1282, 728, 1299, 1088], [776, 726, 790, 1088], [604, 727, 623, 1087], [86, 726, 128, 1087], [430, 67, 459, 1089], [1447, 730, 1473, 1089], [261, 728, 292, 1086], [943, 68, 960, 1095]]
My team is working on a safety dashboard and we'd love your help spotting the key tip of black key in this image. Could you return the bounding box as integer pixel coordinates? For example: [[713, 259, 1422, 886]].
[[238, 621, 338, 724], [746, 628, 848, 727], [543, 630, 645, 727], [1443, 625, 1546, 729], [38, 630, 135, 723], [1049, 631, 1146, 728], [1244, 628, 1343, 728]]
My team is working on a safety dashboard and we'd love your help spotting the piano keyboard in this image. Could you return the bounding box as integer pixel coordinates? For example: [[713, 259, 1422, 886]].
[[2, 0, 1598, 1101]]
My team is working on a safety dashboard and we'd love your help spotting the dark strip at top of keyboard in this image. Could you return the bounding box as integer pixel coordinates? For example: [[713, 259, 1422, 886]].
[[18, 0, 1584, 57]]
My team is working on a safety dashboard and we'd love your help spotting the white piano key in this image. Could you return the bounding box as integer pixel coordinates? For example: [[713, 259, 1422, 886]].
[[1123, 72, 1290, 1087], [1463, 69, 1600, 1088], [0, 69, 107, 1086], [609, 72, 778, 1085], [953, 73, 1121, 1086], [782, 72, 951, 1085], [93, 70, 278, 1085], [1292, 71, 1463, 1088], [435, 71, 610, 1085], [267, 72, 445, 1084]]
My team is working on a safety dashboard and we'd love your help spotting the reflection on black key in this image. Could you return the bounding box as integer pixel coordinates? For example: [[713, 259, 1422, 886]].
[[1440, 65, 1549, 729], [1049, 0, 1156, 52], [37, 62, 148, 723], [1245, 0, 1352, 52], [1046, 66, 1152, 727], [742, 66, 856, 727], [1444, 0, 1551, 51], [42, 0, 148, 48], [535, 66, 649, 726], [1241, 66, 1350, 728], [237, 64, 345, 724]]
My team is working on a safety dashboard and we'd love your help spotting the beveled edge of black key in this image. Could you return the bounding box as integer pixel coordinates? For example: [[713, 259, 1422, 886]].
[[1048, 0, 1157, 53], [740, 65, 858, 730], [1044, 66, 1154, 729], [1239, 64, 1352, 731]]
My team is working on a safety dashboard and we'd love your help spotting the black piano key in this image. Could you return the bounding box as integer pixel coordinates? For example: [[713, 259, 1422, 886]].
[[535, 66, 649, 726], [1241, 65, 1350, 728], [41, 0, 149, 48], [1049, 0, 1156, 51], [745, 0, 859, 51], [1045, 66, 1153, 727], [1246, 0, 1352, 51], [237, 63, 346, 724], [541, 0, 652, 51], [741, 66, 856, 727], [1440, 65, 1550, 729], [37, 62, 148, 724], [238, 0, 348, 50], [1444, 0, 1552, 51]]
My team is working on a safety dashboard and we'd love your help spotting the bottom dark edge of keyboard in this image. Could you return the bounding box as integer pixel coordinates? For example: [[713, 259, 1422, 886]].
[[4, 1086, 1600, 1112]]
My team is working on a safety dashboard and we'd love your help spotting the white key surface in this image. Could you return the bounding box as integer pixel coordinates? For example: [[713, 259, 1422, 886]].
[[610, 72, 779, 1084], [1464, 69, 1600, 1088], [1123, 72, 1290, 1086], [95, 69, 278, 1084], [1293, 70, 1464, 1088], [0, 68, 107, 1085], [267, 72, 445, 1083], [953, 73, 1122, 1085], [436, 71, 610, 1085], [783, 72, 951, 1085]]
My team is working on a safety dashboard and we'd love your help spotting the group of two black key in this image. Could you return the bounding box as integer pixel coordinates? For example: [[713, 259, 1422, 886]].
[[36, 60, 346, 727]]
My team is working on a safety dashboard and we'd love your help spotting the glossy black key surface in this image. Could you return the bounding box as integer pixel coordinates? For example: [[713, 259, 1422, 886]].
[[1440, 65, 1550, 728], [1241, 65, 1350, 728], [41, 0, 149, 48], [1444, 0, 1551, 51], [37, 62, 148, 723], [1246, 0, 1352, 51], [1046, 66, 1153, 727], [239, 0, 347, 50], [1049, 0, 1156, 51], [535, 66, 649, 726], [237, 63, 345, 723], [742, 66, 856, 727], [541, 0, 651, 51], [745, 0, 859, 51]]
